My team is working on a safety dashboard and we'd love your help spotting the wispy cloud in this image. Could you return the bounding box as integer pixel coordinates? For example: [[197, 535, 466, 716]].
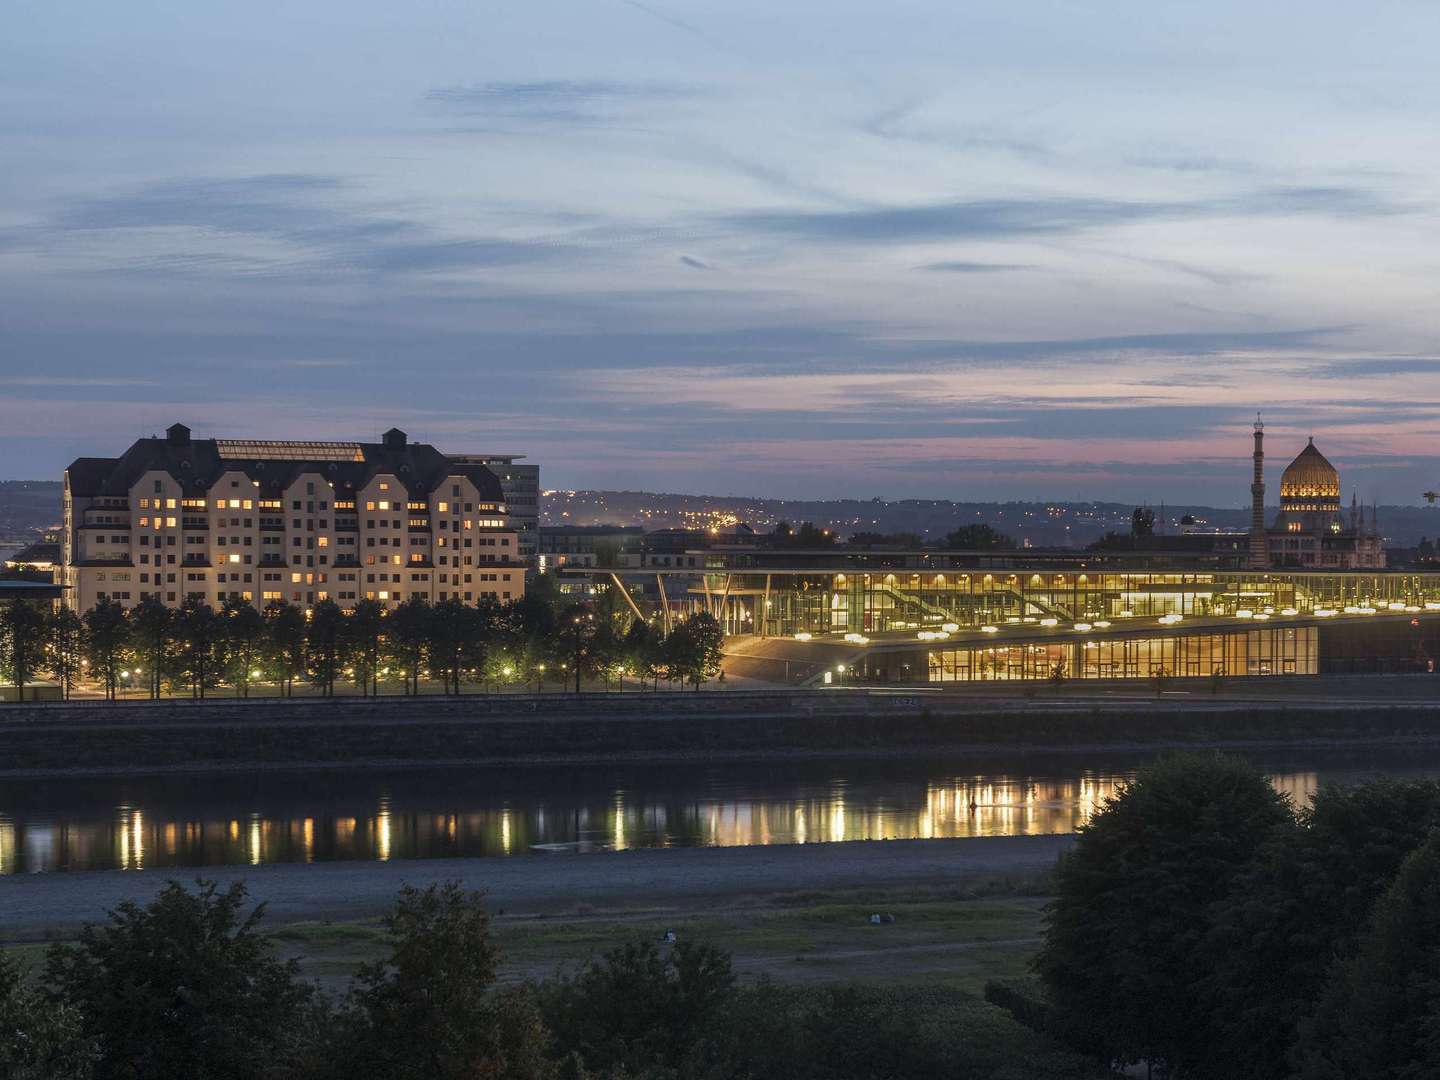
[[45, 173, 581, 278], [919, 261, 1033, 273], [424, 79, 699, 126], [728, 188, 1410, 245], [679, 255, 712, 270]]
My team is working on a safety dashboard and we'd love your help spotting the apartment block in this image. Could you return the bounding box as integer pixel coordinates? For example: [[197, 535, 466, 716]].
[[448, 454, 538, 566], [63, 424, 525, 611]]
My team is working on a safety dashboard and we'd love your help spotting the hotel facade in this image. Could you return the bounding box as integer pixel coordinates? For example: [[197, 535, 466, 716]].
[[63, 424, 525, 612]]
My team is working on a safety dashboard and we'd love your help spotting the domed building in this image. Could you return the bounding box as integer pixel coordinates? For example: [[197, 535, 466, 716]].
[[1249, 429, 1384, 569]]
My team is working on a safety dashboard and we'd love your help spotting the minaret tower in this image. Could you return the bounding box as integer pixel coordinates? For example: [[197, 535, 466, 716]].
[[1249, 414, 1268, 569]]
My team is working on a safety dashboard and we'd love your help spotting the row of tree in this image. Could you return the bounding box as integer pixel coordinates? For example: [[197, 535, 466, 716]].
[[2, 878, 1103, 1080], [1030, 755, 1440, 1078], [0, 592, 725, 701]]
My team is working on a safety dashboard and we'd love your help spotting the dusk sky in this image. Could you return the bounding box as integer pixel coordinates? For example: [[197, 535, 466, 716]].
[[3, 1, 1438, 503]]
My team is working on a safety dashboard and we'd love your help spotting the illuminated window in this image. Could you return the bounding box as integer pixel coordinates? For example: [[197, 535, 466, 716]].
[[317, 537, 329, 548], [437, 501, 448, 512], [166, 499, 176, 509], [228, 553, 240, 563], [378, 500, 390, 511], [291, 572, 302, 583], [166, 516, 177, 527], [378, 590, 390, 600], [379, 483, 389, 491], [1288, 522, 1302, 532]]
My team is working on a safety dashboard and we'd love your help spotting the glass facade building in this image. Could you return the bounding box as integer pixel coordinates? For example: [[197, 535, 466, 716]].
[[581, 554, 1440, 685]]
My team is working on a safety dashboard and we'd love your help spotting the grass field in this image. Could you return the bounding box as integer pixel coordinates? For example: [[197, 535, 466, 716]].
[[251, 875, 1053, 994]]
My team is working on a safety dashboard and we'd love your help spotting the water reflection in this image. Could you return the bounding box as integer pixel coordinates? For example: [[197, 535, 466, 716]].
[[0, 750, 1415, 875]]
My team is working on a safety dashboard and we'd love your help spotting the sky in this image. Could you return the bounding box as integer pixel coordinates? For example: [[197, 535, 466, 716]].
[[2, 0, 1439, 504]]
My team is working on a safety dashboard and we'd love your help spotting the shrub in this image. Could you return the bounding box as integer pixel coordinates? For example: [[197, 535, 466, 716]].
[[45, 879, 312, 1080], [1032, 753, 1294, 1072], [1292, 829, 1440, 1078], [1196, 777, 1440, 1079]]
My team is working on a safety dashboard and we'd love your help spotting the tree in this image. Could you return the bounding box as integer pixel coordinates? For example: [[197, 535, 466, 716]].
[[666, 612, 725, 691], [942, 524, 1017, 550], [621, 618, 661, 691], [387, 597, 430, 695], [1033, 754, 1294, 1073], [82, 600, 127, 701], [848, 531, 925, 548], [220, 599, 265, 698], [45, 879, 313, 1080], [1131, 506, 1155, 539], [541, 938, 734, 1076], [556, 604, 597, 693], [48, 606, 85, 700], [306, 600, 344, 697], [172, 599, 222, 700], [1195, 778, 1440, 1080], [263, 602, 307, 697], [427, 599, 475, 696], [1293, 831, 1440, 1079], [346, 598, 386, 697], [321, 882, 552, 1080], [769, 521, 836, 548], [0, 599, 49, 702], [127, 598, 173, 700], [0, 953, 97, 1080]]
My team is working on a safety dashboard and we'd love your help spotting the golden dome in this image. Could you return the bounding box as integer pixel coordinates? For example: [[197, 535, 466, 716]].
[[1280, 439, 1340, 500]]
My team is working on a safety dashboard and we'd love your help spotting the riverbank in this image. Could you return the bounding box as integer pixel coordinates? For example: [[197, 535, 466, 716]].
[[0, 834, 1071, 939], [4, 678, 1440, 776]]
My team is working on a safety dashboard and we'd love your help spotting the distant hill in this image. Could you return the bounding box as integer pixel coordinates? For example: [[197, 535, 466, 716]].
[[541, 489, 1440, 548], [0, 481, 62, 542]]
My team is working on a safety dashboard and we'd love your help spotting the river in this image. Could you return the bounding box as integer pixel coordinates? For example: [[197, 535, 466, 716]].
[[4, 746, 1440, 874]]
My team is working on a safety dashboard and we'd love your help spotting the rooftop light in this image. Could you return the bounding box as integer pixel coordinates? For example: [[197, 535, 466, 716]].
[[1280, 607, 1299, 616], [980, 625, 999, 634], [794, 632, 812, 642], [1039, 617, 1059, 627], [1073, 622, 1093, 632]]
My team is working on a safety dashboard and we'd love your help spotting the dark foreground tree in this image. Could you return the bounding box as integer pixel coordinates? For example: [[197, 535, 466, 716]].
[[45, 879, 312, 1080], [319, 882, 552, 1080], [1195, 778, 1440, 1080], [0, 953, 97, 1080], [1293, 830, 1440, 1079], [541, 938, 734, 1076], [1033, 754, 1293, 1073]]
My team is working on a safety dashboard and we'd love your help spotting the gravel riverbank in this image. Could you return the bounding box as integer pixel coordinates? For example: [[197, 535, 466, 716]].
[[0, 834, 1072, 938]]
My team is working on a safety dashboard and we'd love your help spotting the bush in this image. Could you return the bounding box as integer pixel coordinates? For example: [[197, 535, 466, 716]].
[[1195, 778, 1440, 1079], [540, 938, 734, 1076], [0, 953, 97, 1080], [1032, 753, 1294, 1072], [44, 879, 313, 1080], [318, 881, 553, 1080], [1292, 829, 1440, 1078]]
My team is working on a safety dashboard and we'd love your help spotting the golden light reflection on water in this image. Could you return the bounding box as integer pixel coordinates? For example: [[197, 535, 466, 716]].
[[0, 768, 1358, 874], [376, 801, 392, 862]]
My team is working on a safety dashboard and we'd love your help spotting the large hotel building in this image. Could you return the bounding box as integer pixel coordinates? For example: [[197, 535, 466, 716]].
[[63, 424, 525, 611]]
